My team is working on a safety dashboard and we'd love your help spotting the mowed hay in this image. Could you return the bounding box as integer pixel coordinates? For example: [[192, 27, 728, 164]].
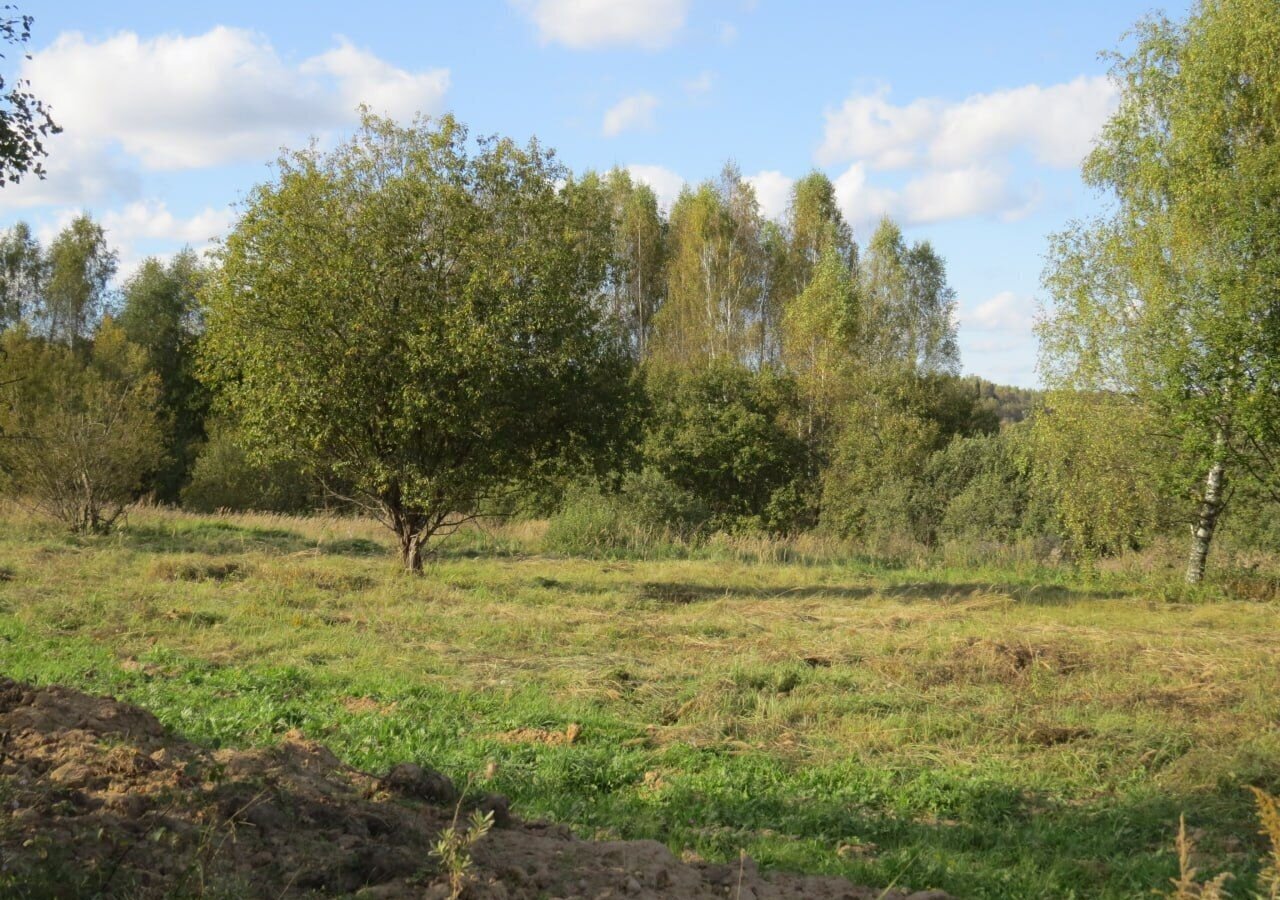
[[920, 636, 1088, 687]]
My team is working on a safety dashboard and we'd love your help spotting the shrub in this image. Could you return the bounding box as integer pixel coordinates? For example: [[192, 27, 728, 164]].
[[0, 322, 165, 533], [643, 362, 814, 534], [181, 420, 320, 514]]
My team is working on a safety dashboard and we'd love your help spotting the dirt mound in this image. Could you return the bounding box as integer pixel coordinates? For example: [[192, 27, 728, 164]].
[[0, 679, 954, 899]]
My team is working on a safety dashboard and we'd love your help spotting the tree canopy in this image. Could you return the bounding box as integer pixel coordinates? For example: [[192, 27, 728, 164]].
[[1039, 0, 1280, 581], [200, 113, 640, 570]]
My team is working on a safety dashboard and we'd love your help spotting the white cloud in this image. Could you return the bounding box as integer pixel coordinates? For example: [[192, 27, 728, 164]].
[[965, 290, 1035, 334], [745, 170, 793, 221], [899, 165, 1022, 224], [514, 0, 689, 49], [603, 92, 659, 137], [23, 27, 450, 172], [818, 76, 1117, 171], [832, 162, 897, 229], [0, 136, 140, 212], [831, 162, 1028, 229], [625, 164, 684, 211], [684, 70, 715, 98], [301, 38, 451, 123], [930, 77, 1118, 170], [818, 88, 937, 169], [102, 200, 234, 246]]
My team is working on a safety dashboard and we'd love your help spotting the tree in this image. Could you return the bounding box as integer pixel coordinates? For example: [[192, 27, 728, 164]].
[[0, 220, 41, 329], [41, 215, 116, 345], [779, 243, 859, 440], [1039, 0, 1280, 582], [859, 219, 959, 375], [200, 113, 639, 571], [118, 250, 209, 501], [0, 320, 166, 532], [651, 165, 767, 368], [643, 362, 813, 533], [0, 6, 60, 186], [592, 168, 666, 360]]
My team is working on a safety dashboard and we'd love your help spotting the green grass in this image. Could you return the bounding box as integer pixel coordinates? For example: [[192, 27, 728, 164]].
[[1, 506, 1278, 898]]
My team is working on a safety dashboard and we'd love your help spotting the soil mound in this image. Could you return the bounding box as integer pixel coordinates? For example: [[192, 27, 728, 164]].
[[0, 679, 953, 899]]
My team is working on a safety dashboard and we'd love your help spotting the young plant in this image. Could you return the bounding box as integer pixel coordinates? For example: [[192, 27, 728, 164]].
[[432, 808, 494, 900]]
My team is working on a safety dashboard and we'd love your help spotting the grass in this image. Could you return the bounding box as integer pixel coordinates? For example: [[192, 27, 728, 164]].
[[1, 505, 1278, 897]]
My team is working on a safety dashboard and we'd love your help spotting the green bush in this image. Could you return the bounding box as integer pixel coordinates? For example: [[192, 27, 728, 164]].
[[181, 421, 320, 514], [643, 362, 815, 534], [543, 482, 683, 557]]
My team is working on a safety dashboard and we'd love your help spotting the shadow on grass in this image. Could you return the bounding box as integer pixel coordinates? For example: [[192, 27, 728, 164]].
[[114, 522, 391, 559], [620, 580, 1132, 606]]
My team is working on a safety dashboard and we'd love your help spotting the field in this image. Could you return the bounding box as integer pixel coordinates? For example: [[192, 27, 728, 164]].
[[1, 507, 1278, 898]]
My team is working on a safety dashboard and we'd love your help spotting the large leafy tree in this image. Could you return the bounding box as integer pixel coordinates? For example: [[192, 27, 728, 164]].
[[651, 165, 767, 368], [0, 221, 41, 329], [201, 113, 639, 571], [1039, 0, 1280, 582], [0, 6, 59, 186]]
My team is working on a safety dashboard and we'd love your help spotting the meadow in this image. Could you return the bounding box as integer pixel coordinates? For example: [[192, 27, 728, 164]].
[[1, 505, 1278, 898]]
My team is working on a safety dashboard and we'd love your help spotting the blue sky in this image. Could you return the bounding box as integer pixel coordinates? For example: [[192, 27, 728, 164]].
[[3, 0, 1191, 385]]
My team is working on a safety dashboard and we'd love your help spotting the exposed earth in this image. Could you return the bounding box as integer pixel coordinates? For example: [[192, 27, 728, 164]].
[[0, 679, 954, 899]]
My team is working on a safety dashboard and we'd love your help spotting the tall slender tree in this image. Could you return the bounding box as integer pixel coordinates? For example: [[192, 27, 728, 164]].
[[1039, 0, 1280, 582], [41, 215, 116, 346], [0, 221, 41, 329]]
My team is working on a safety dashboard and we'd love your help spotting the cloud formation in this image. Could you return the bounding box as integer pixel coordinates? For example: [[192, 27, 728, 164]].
[[624, 164, 684, 210], [818, 76, 1117, 170], [23, 27, 450, 172], [817, 76, 1117, 228], [514, 0, 689, 49], [603, 93, 659, 137]]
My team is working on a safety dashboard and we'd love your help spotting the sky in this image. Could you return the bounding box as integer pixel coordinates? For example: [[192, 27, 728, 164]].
[[2, 0, 1193, 386]]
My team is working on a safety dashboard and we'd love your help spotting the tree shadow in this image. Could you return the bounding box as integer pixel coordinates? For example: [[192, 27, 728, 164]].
[[619, 580, 1130, 606], [115, 522, 391, 560]]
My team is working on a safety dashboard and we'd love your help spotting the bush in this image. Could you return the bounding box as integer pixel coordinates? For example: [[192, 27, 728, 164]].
[[916, 428, 1047, 545], [643, 362, 815, 534], [181, 420, 320, 514], [543, 482, 684, 557], [0, 322, 166, 533]]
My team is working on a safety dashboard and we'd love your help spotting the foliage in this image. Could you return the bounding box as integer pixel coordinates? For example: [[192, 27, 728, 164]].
[[650, 165, 767, 368], [821, 372, 996, 540], [181, 418, 320, 515], [0, 321, 165, 532], [119, 250, 209, 502], [200, 112, 640, 570], [1031, 390, 1180, 558], [642, 362, 813, 534], [0, 6, 60, 186], [916, 427, 1043, 546], [0, 221, 40, 329], [40, 214, 116, 346], [1039, 0, 1280, 581], [433, 808, 494, 900]]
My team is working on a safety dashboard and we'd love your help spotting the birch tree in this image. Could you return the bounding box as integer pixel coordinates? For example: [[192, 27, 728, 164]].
[[1039, 0, 1280, 582]]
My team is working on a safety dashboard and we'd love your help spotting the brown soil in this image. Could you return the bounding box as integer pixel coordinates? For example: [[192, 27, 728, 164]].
[[0, 679, 954, 899]]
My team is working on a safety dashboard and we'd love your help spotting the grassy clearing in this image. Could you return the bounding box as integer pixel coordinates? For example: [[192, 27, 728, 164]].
[[1, 506, 1278, 897]]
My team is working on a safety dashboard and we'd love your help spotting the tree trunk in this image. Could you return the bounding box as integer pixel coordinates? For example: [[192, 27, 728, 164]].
[[1185, 433, 1228, 585], [399, 530, 424, 574]]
